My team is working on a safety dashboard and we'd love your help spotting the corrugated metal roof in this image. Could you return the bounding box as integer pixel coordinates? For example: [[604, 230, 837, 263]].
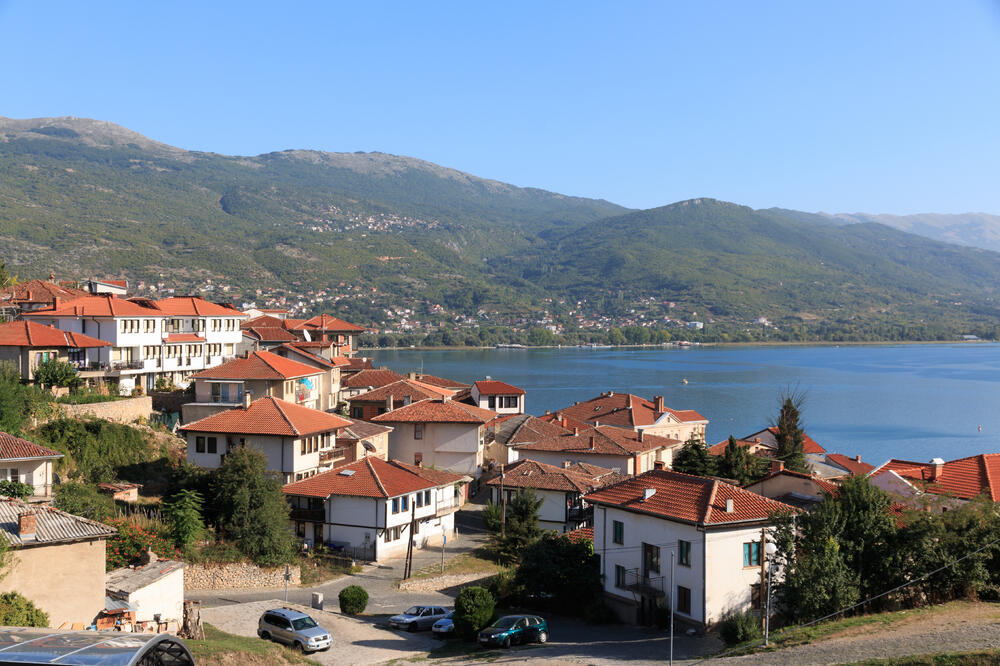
[[106, 560, 186, 595], [0, 499, 116, 547], [0, 629, 193, 665]]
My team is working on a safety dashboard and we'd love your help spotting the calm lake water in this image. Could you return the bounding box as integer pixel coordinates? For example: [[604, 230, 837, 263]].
[[370, 344, 1000, 466]]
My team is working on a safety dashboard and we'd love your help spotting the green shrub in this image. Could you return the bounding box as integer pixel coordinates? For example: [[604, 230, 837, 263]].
[[338, 585, 368, 615], [53, 482, 114, 521], [33, 359, 78, 388], [105, 517, 178, 571], [0, 592, 48, 627], [0, 480, 34, 499], [453, 586, 495, 640], [486, 566, 521, 605], [719, 609, 763, 646]]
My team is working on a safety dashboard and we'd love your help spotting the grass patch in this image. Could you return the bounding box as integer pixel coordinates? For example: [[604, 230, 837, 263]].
[[186, 623, 319, 665], [411, 547, 499, 580], [846, 650, 1000, 665], [299, 554, 359, 586]]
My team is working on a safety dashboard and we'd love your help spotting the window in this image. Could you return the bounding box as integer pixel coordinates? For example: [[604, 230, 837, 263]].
[[392, 498, 400, 514], [195, 436, 205, 453], [424, 490, 431, 505], [415, 492, 423, 508], [487, 396, 496, 409], [1, 469, 18, 482], [414, 424, 423, 440], [643, 543, 660, 575], [207, 437, 218, 454], [401, 495, 409, 512], [351, 406, 363, 419], [503, 396, 518, 409], [612, 520, 624, 544], [743, 541, 761, 567], [615, 564, 626, 588], [296, 522, 305, 538], [679, 540, 691, 567], [211, 384, 222, 402], [301, 439, 306, 455], [676, 586, 691, 615]]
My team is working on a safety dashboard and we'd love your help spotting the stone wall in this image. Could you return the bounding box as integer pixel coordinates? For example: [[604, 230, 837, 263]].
[[397, 572, 495, 592], [59, 396, 154, 423], [184, 562, 301, 591]]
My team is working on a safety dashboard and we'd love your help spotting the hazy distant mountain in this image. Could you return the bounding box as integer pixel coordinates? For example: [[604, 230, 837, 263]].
[[820, 212, 1000, 253]]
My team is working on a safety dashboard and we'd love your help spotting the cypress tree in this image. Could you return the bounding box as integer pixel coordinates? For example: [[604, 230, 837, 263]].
[[774, 395, 808, 472]]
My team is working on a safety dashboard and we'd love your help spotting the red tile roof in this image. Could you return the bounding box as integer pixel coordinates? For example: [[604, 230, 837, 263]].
[[335, 418, 394, 442], [282, 456, 462, 499], [274, 344, 343, 370], [514, 425, 680, 457], [486, 458, 617, 493], [23, 295, 162, 318], [371, 398, 498, 424], [537, 412, 593, 432], [748, 469, 842, 496], [0, 321, 110, 348], [474, 380, 525, 396], [491, 415, 573, 447], [343, 368, 406, 389], [552, 392, 707, 429], [191, 350, 321, 381], [243, 326, 298, 342], [825, 453, 875, 476], [0, 280, 89, 306], [870, 454, 1000, 501], [0, 432, 63, 460], [349, 379, 455, 405], [707, 438, 774, 457], [242, 315, 287, 330], [390, 459, 469, 485], [181, 397, 351, 437], [154, 296, 245, 317], [410, 373, 469, 389], [585, 469, 796, 526], [163, 333, 206, 343], [288, 314, 365, 332], [564, 526, 593, 543], [344, 358, 376, 372]]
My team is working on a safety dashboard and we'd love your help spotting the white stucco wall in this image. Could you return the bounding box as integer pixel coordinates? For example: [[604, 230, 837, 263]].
[[513, 450, 633, 475], [387, 422, 483, 477], [126, 567, 185, 625]]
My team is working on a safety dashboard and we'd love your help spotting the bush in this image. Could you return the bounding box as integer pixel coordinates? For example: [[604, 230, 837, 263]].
[[338, 585, 368, 615], [33, 359, 78, 388], [486, 566, 521, 606], [105, 517, 179, 571], [719, 610, 763, 646], [0, 480, 34, 499], [0, 592, 48, 627], [453, 586, 495, 640], [53, 482, 115, 521]]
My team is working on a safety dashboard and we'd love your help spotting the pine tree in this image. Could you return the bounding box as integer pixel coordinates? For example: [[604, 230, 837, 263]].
[[671, 435, 718, 477], [719, 435, 763, 486], [774, 395, 808, 472], [164, 489, 205, 549]]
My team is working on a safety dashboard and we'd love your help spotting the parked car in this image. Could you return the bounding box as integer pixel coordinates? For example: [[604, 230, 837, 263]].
[[478, 615, 549, 648], [431, 610, 455, 637], [258, 608, 332, 653], [388, 605, 450, 632]]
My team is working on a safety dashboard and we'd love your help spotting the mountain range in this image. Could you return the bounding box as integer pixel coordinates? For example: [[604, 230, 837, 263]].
[[2, 115, 999, 339]]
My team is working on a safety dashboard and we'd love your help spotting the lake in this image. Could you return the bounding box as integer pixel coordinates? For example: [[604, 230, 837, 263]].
[[369, 344, 1000, 466]]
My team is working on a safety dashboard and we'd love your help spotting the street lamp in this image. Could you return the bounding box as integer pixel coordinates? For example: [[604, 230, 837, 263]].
[[763, 541, 778, 646]]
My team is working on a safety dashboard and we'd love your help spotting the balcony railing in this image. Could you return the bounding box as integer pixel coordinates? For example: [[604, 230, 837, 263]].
[[567, 505, 592, 523], [623, 568, 666, 597], [290, 507, 325, 522], [110, 360, 143, 370]]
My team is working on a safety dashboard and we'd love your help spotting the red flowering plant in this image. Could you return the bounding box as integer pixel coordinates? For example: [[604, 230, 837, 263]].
[[105, 517, 179, 571]]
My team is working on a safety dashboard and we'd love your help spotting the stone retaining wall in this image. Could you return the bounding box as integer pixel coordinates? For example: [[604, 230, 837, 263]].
[[184, 562, 301, 591], [397, 572, 494, 592], [59, 396, 154, 424]]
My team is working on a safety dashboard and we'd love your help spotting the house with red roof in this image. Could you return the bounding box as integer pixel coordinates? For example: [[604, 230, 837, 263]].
[[585, 469, 795, 628], [551, 391, 708, 442], [512, 425, 683, 476], [0, 279, 89, 318], [868, 454, 1000, 510], [286, 314, 365, 357], [180, 397, 353, 483], [341, 367, 407, 398], [743, 466, 841, 510], [471, 379, 525, 415], [347, 379, 456, 421], [486, 414, 575, 466], [332, 418, 394, 465], [0, 432, 64, 499], [282, 457, 468, 560], [486, 459, 625, 532], [708, 428, 846, 478], [371, 398, 498, 479], [0, 320, 110, 382], [182, 350, 332, 424]]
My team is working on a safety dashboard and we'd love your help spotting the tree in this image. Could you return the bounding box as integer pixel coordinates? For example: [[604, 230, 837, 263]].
[[717, 436, 764, 486], [0, 260, 16, 290], [485, 488, 543, 564], [211, 447, 296, 566], [0, 362, 52, 435], [453, 586, 496, 640], [53, 482, 115, 521], [33, 359, 78, 388], [514, 532, 602, 616], [0, 592, 47, 627], [832, 475, 896, 601], [338, 585, 368, 615], [0, 480, 34, 499], [773, 394, 808, 472], [163, 489, 204, 549], [671, 436, 718, 477]]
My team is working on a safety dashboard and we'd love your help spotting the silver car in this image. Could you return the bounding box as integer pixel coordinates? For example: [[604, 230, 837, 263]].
[[388, 605, 450, 632], [258, 608, 332, 653]]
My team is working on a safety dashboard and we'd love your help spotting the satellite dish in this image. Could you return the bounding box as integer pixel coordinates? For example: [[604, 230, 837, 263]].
[[362, 441, 377, 452]]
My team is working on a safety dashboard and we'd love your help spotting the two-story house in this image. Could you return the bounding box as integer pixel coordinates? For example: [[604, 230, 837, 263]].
[[371, 398, 498, 480], [470, 380, 525, 415], [271, 343, 347, 412], [347, 379, 456, 421], [0, 432, 64, 500], [551, 392, 709, 442], [285, 314, 366, 357], [868, 454, 1000, 510], [182, 350, 328, 424], [512, 425, 682, 475], [0, 320, 109, 382], [585, 469, 795, 629], [331, 418, 393, 464], [180, 396, 353, 483], [486, 459, 625, 532], [485, 414, 574, 466], [282, 457, 468, 560], [0, 278, 89, 319], [341, 368, 406, 399]]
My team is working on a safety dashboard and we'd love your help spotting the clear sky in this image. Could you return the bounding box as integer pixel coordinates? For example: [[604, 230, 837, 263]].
[[1, 1, 999, 214]]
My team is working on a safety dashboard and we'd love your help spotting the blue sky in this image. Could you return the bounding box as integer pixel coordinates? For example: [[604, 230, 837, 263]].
[[1, 1, 999, 213]]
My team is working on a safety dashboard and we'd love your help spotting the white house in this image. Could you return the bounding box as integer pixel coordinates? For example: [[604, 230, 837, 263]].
[[0, 432, 64, 500], [282, 457, 469, 561], [106, 555, 186, 634], [470, 380, 525, 415], [512, 425, 682, 476], [180, 396, 353, 483], [550, 392, 709, 442], [585, 469, 795, 629], [371, 398, 497, 479]]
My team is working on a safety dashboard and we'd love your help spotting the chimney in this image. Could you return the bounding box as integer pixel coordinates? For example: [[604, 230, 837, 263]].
[[855, 455, 862, 463], [639, 430, 645, 443], [608, 391, 614, 397], [642, 488, 656, 501], [408, 371, 416, 380], [386, 395, 394, 412], [594, 421, 600, 428], [18, 512, 36, 541], [563, 461, 571, 469], [243, 391, 252, 409], [754, 437, 761, 444], [573, 427, 579, 436], [725, 498, 735, 513], [589, 436, 596, 450], [442, 394, 451, 403], [653, 460, 665, 470], [929, 457, 945, 481], [545, 410, 551, 415], [770, 459, 784, 474], [53, 297, 61, 309], [414, 452, 423, 467], [654, 395, 665, 412]]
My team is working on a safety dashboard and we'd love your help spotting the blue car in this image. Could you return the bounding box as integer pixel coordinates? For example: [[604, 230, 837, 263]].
[[478, 615, 549, 648]]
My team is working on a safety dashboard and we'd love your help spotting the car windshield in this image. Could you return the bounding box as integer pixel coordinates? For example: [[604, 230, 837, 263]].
[[492, 617, 518, 629], [291, 616, 318, 630], [404, 606, 423, 616]]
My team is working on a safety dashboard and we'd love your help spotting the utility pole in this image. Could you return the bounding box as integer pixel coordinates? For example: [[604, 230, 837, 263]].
[[499, 464, 506, 537], [669, 550, 675, 666], [403, 498, 416, 579], [760, 526, 767, 634]]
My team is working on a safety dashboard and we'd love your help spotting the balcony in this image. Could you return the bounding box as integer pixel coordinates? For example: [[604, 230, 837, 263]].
[[567, 505, 592, 523], [290, 507, 325, 522], [110, 360, 143, 372], [623, 568, 666, 598], [320, 448, 348, 464]]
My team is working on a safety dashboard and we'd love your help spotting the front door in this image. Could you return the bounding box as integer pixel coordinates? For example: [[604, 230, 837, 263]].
[[313, 522, 323, 546]]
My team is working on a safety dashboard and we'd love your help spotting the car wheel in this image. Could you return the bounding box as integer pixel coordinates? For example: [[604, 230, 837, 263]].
[[408, 622, 417, 632], [295, 642, 308, 654], [259, 631, 271, 642], [502, 636, 511, 649], [538, 630, 548, 644]]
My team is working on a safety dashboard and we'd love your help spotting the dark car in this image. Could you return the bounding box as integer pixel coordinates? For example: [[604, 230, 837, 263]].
[[478, 614, 549, 648], [258, 608, 332, 653]]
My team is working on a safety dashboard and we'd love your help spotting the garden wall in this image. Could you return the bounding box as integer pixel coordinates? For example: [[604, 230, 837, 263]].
[[184, 562, 301, 591], [59, 396, 154, 424]]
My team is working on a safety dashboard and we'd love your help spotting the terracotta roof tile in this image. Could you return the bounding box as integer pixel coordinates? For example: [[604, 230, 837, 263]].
[[486, 458, 617, 493], [191, 350, 321, 380], [344, 358, 376, 371], [180, 397, 351, 437], [410, 373, 469, 389], [336, 418, 394, 442], [0, 321, 109, 348], [565, 526, 593, 543], [371, 399, 497, 424], [491, 415, 572, 447], [514, 425, 680, 457], [349, 379, 455, 405], [23, 295, 162, 318], [585, 469, 796, 525], [275, 344, 340, 369], [473, 380, 525, 396], [552, 392, 707, 429], [342, 368, 406, 389], [0, 280, 89, 306], [163, 333, 206, 343], [871, 454, 1000, 501], [154, 296, 246, 317], [825, 453, 875, 476], [0, 432, 63, 460], [241, 315, 287, 330], [243, 326, 298, 342], [288, 314, 365, 332], [282, 457, 460, 499]]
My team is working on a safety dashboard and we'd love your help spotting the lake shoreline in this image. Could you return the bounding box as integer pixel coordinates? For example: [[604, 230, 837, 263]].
[[359, 339, 995, 352]]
